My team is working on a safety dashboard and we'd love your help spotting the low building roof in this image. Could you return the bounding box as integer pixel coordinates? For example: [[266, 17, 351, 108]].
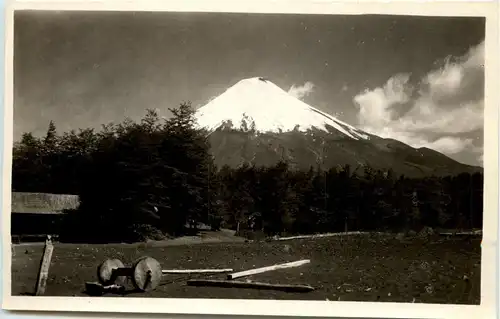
[[11, 192, 80, 214]]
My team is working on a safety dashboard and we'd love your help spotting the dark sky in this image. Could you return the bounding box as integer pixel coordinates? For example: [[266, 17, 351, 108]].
[[13, 11, 485, 165]]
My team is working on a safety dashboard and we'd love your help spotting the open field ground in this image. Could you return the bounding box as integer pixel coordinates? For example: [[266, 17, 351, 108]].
[[11, 232, 481, 304]]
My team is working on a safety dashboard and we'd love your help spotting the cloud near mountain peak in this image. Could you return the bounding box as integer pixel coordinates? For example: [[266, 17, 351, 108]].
[[288, 81, 315, 100], [353, 40, 484, 164]]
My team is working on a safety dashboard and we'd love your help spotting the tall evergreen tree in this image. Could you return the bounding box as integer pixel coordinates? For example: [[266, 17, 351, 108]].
[[44, 120, 59, 152], [162, 102, 215, 231]]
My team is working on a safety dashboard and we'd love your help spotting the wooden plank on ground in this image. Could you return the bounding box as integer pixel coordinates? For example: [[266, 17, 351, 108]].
[[227, 259, 310, 280], [34, 235, 54, 296], [277, 232, 370, 241], [187, 279, 315, 292], [439, 231, 482, 236], [162, 268, 233, 274]]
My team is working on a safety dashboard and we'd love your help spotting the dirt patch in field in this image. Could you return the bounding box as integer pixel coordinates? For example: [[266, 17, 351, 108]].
[[11, 235, 480, 304]]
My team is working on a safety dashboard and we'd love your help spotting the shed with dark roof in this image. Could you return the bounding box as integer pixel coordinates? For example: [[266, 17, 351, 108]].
[[11, 192, 80, 242]]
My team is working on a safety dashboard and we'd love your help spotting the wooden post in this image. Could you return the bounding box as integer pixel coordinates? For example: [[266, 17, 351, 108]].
[[34, 235, 54, 296]]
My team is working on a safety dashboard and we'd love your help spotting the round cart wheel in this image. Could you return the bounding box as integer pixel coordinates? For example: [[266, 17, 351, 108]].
[[131, 256, 163, 292], [97, 258, 127, 286]]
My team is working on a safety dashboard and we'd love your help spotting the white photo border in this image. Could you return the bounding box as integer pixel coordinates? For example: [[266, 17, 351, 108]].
[[1, 1, 498, 319]]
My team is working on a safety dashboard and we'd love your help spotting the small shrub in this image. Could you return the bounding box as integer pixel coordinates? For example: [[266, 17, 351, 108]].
[[127, 224, 165, 242], [407, 230, 417, 237], [418, 226, 435, 237], [395, 232, 406, 241], [209, 215, 223, 231], [237, 229, 267, 241]]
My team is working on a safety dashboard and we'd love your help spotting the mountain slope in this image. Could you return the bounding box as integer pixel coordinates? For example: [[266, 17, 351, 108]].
[[195, 77, 482, 178]]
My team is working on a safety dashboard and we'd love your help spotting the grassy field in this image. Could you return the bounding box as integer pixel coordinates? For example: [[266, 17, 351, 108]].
[[11, 232, 481, 304]]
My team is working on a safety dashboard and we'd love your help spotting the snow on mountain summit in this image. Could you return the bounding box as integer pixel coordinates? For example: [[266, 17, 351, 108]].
[[195, 77, 369, 140]]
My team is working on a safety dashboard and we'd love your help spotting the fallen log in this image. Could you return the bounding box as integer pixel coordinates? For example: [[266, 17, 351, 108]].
[[227, 259, 310, 280], [277, 232, 371, 241], [187, 279, 314, 292], [439, 231, 482, 236], [162, 268, 233, 274]]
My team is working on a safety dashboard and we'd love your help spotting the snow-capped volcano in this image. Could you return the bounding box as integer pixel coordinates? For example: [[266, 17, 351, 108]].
[[195, 77, 369, 140], [193, 77, 481, 178]]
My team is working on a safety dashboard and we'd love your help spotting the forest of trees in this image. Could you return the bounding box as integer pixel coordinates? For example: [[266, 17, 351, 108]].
[[12, 104, 484, 243]]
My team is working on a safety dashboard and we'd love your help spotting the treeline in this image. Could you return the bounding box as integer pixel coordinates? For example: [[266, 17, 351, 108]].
[[217, 163, 483, 236], [12, 104, 483, 242]]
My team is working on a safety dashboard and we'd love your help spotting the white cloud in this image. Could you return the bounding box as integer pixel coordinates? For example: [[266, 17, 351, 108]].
[[353, 73, 411, 131], [353, 41, 484, 164], [394, 99, 484, 134], [463, 40, 485, 69], [425, 137, 474, 155], [288, 81, 315, 100], [424, 57, 464, 97], [478, 153, 484, 165]]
